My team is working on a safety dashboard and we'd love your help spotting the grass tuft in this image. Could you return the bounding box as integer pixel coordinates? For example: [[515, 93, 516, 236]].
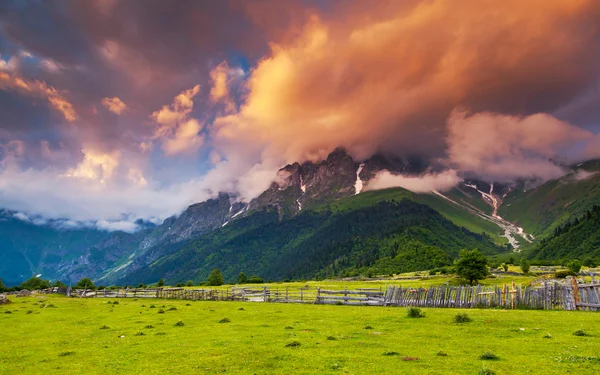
[[144, 325, 154, 329], [479, 352, 499, 360], [285, 341, 301, 348], [134, 331, 145, 336], [453, 313, 472, 323], [436, 351, 448, 356], [174, 320, 185, 327], [382, 351, 400, 356], [407, 307, 425, 318], [99, 325, 110, 330], [158, 309, 165, 314], [478, 368, 496, 375], [326, 336, 337, 341], [364, 325, 374, 330], [284, 326, 294, 330], [219, 317, 231, 323], [573, 330, 589, 337], [58, 351, 75, 357], [168, 307, 177, 311]]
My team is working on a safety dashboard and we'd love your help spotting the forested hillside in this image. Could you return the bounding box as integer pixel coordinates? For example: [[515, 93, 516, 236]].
[[527, 205, 600, 262], [119, 199, 505, 285]]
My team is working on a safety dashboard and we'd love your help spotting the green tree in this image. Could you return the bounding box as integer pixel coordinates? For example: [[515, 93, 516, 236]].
[[0, 278, 6, 292], [520, 259, 531, 274], [52, 280, 67, 288], [566, 259, 582, 274], [207, 269, 224, 286], [247, 275, 264, 284], [508, 256, 515, 265], [237, 272, 248, 284], [186, 280, 194, 287], [583, 257, 597, 268], [454, 249, 489, 285], [20, 276, 50, 290], [74, 277, 96, 290], [501, 263, 509, 272], [157, 278, 165, 287]]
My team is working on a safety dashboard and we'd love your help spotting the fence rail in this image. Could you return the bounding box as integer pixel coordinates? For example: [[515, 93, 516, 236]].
[[52, 277, 600, 311]]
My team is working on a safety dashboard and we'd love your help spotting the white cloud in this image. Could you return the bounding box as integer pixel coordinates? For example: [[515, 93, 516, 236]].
[[366, 170, 461, 193]]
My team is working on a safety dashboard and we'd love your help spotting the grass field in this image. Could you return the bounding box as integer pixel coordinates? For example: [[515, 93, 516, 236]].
[[2, 295, 599, 374]]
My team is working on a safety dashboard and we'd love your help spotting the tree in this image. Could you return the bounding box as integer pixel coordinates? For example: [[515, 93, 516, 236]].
[[583, 257, 597, 268], [566, 259, 582, 274], [0, 278, 6, 292], [454, 249, 489, 285], [74, 277, 96, 290], [207, 269, 224, 286], [20, 276, 50, 291], [237, 272, 248, 284], [52, 280, 67, 288], [157, 278, 165, 287], [501, 263, 509, 272], [508, 256, 515, 265], [186, 280, 194, 287], [520, 259, 530, 274], [247, 275, 264, 284]]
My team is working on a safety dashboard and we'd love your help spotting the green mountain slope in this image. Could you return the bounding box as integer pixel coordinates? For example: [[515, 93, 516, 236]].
[[527, 205, 600, 262], [498, 161, 600, 238], [119, 199, 505, 285]]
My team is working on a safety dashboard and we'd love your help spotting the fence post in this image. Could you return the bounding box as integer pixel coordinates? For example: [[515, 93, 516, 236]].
[[571, 277, 580, 310]]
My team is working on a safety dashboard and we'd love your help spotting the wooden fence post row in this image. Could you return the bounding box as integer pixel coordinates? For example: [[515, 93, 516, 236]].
[[66, 280, 600, 311]]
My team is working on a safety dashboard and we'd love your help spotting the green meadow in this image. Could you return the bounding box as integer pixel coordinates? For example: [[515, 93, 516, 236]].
[[2, 295, 599, 374]]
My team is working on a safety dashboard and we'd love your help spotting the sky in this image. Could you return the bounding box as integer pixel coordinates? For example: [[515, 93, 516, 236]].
[[1, 0, 600, 231]]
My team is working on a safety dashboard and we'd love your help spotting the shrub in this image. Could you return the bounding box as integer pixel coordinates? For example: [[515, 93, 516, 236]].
[[144, 325, 154, 329], [285, 341, 301, 347], [479, 352, 499, 360], [219, 317, 231, 323], [326, 336, 337, 340], [555, 270, 576, 278], [175, 283, 184, 288], [168, 307, 177, 311], [174, 320, 185, 327], [573, 330, 589, 336], [543, 333, 552, 339], [134, 331, 145, 336], [112, 301, 119, 305], [364, 325, 374, 330], [407, 307, 425, 318], [520, 259, 530, 274], [155, 332, 167, 336], [149, 305, 156, 308], [453, 313, 472, 323], [238, 307, 245, 311], [382, 351, 400, 356], [185, 303, 191, 306], [567, 260, 582, 274], [26, 310, 33, 314], [478, 368, 496, 375], [157, 279, 165, 287], [436, 351, 448, 357], [100, 325, 110, 330], [285, 326, 294, 330], [158, 309, 165, 314], [247, 275, 264, 284], [58, 351, 75, 357], [4, 310, 12, 314]]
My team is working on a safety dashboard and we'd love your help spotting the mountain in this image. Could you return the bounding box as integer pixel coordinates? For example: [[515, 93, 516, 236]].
[[118, 199, 504, 285], [2, 148, 600, 286], [527, 205, 600, 262]]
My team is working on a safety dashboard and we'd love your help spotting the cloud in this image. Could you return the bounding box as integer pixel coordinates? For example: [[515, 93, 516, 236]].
[[366, 170, 461, 193], [150, 85, 204, 155], [101, 97, 127, 115], [209, 61, 243, 113], [444, 110, 600, 182], [0, 72, 77, 122]]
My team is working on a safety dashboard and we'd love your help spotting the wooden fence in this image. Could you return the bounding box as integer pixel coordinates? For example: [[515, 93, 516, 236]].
[[65, 277, 600, 311]]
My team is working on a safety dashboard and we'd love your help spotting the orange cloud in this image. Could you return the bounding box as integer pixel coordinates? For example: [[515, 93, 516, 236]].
[[213, 0, 600, 169], [209, 61, 243, 113], [150, 85, 204, 155], [0, 71, 77, 122], [102, 96, 127, 115]]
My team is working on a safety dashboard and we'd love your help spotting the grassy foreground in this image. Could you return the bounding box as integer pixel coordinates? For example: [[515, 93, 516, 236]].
[[1, 295, 599, 374]]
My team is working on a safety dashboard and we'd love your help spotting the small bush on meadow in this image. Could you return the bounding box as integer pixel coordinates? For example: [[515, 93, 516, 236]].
[[285, 326, 294, 330], [436, 351, 448, 356], [219, 317, 231, 323], [155, 332, 167, 336], [168, 307, 177, 311], [99, 325, 110, 330], [543, 333, 552, 339], [479, 352, 499, 360], [134, 332, 145, 336], [238, 307, 244, 311], [453, 313, 472, 323], [158, 309, 165, 314], [174, 320, 185, 326], [573, 330, 589, 336], [26, 310, 33, 314], [4, 310, 12, 314], [407, 307, 425, 318], [58, 351, 75, 357], [327, 336, 337, 340], [149, 305, 156, 308], [144, 325, 154, 329], [186, 303, 191, 306], [382, 351, 400, 356], [478, 368, 496, 375], [285, 341, 301, 348], [364, 325, 374, 330], [112, 301, 119, 305]]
